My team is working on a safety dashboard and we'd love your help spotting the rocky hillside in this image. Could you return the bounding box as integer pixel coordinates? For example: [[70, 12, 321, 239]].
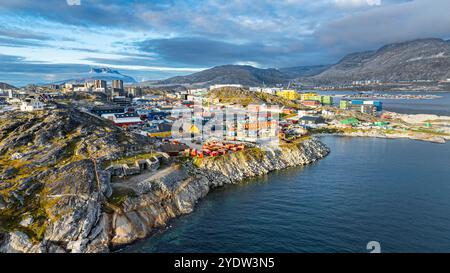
[[154, 65, 291, 87], [0, 109, 153, 252], [279, 65, 331, 78], [0, 112, 329, 253], [310, 38, 450, 84], [209, 87, 308, 109], [98, 138, 330, 249]]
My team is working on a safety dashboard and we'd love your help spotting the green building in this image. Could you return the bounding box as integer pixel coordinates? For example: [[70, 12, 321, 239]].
[[320, 95, 333, 106], [340, 118, 360, 126], [373, 121, 390, 126], [340, 100, 350, 109]]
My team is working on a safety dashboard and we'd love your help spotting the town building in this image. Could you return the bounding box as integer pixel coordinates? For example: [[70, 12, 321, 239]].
[[125, 86, 143, 98], [209, 84, 243, 90], [112, 79, 124, 96], [20, 97, 45, 112], [302, 100, 321, 107], [65, 83, 85, 92], [93, 80, 107, 92], [340, 99, 382, 115], [91, 105, 125, 116], [299, 116, 324, 126], [300, 92, 319, 101], [112, 79, 124, 90], [188, 88, 208, 96], [112, 96, 132, 106], [319, 95, 333, 105], [276, 89, 300, 100], [110, 113, 143, 127], [298, 110, 319, 117], [340, 118, 360, 126]]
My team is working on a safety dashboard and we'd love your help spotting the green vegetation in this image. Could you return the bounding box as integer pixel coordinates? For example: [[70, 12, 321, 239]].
[[411, 128, 450, 137], [191, 147, 265, 167], [107, 187, 138, 206], [0, 194, 49, 243], [340, 118, 360, 125], [101, 152, 158, 169], [209, 87, 307, 109], [384, 129, 398, 135], [254, 92, 306, 109], [309, 127, 343, 134]]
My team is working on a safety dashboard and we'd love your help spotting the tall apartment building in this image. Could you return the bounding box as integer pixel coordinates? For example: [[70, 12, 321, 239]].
[[125, 86, 143, 98], [94, 80, 107, 89], [112, 80, 124, 90], [112, 79, 124, 96]]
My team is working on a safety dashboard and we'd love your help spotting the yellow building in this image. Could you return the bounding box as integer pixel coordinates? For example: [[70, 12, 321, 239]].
[[300, 92, 319, 101], [276, 89, 300, 100]]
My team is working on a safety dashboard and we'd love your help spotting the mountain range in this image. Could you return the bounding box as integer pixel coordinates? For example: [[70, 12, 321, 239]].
[[279, 65, 331, 78], [2, 38, 450, 88], [148, 38, 450, 87], [0, 82, 17, 90], [310, 38, 450, 84], [152, 65, 292, 87]]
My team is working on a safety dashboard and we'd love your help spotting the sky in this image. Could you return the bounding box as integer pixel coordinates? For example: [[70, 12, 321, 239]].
[[1, 0, 450, 86]]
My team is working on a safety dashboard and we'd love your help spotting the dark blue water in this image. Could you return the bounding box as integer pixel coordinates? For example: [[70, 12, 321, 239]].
[[123, 137, 450, 253]]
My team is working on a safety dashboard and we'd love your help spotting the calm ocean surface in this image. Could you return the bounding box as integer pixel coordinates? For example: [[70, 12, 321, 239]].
[[123, 136, 450, 253]]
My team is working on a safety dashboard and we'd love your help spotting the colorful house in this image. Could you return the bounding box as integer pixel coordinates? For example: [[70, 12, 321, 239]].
[[112, 113, 143, 127], [340, 118, 360, 126], [302, 100, 321, 107], [276, 90, 300, 100], [340, 100, 351, 109], [300, 92, 319, 101], [320, 96, 333, 105]]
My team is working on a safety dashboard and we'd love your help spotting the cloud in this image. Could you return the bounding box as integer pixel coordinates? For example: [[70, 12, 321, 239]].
[[0, 0, 449, 85], [0, 53, 204, 86], [0, 26, 51, 41], [66, 0, 81, 6], [317, 0, 450, 55], [135, 37, 328, 68], [335, 0, 382, 8]]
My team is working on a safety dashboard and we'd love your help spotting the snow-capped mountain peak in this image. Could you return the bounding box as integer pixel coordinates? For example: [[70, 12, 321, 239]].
[[55, 67, 137, 84], [89, 67, 121, 75]]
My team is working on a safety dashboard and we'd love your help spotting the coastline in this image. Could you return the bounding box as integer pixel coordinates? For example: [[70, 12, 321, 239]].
[[106, 138, 330, 251], [313, 132, 448, 144], [0, 137, 330, 253]]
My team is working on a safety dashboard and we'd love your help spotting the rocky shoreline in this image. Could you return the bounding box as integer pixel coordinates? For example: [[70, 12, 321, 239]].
[[0, 137, 329, 253], [315, 131, 448, 144]]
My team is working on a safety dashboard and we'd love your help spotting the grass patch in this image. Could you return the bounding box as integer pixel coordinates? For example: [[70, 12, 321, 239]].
[[411, 128, 450, 136], [101, 152, 158, 169], [107, 187, 138, 206], [309, 127, 343, 134], [0, 194, 49, 243]]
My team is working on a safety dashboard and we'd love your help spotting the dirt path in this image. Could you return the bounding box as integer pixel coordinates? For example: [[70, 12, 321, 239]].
[[111, 164, 181, 190]]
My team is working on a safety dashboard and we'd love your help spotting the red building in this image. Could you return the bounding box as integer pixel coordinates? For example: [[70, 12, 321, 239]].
[[302, 100, 321, 107]]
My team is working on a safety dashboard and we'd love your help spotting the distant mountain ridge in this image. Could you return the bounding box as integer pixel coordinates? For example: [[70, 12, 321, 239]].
[[54, 67, 137, 85], [279, 65, 331, 78], [153, 65, 291, 87], [149, 38, 450, 87], [0, 82, 17, 90], [310, 38, 450, 84]]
